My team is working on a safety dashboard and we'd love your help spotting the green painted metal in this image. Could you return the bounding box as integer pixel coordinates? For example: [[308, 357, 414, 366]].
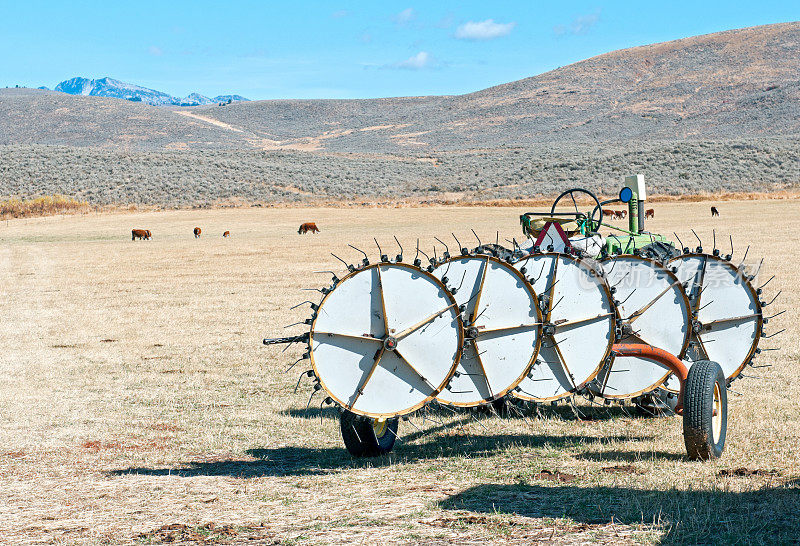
[[628, 191, 639, 234]]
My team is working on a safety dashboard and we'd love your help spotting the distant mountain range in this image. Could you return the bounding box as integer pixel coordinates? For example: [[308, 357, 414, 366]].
[[51, 76, 248, 106]]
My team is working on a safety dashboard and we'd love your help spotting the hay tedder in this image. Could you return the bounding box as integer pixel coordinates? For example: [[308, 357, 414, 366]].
[[265, 175, 779, 460]]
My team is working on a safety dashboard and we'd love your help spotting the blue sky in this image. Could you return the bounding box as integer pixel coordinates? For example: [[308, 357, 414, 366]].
[[2, 1, 798, 100]]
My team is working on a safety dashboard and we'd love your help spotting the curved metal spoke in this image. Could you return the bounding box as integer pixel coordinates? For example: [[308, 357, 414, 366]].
[[702, 313, 761, 329], [545, 256, 559, 322], [555, 313, 614, 329], [395, 302, 458, 340], [394, 349, 439, 394], [347, 346, 386, 410], [314, 331, 383, 343], [477, 323, 542, 335], [550, 340, 576, 389], [471, 344, 494, 398], [376, 265, 390, 336], [470, 256, 490, 323], [628, 280, 682, 323]]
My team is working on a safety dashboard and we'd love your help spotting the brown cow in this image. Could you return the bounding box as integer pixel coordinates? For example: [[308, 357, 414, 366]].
[[617, 210, 627, 219], [132, 229, 150, 241], [298, 222, 320, 234], [645, 209, 655, 219], [194, 227, 201, 238], [602, 209, 615, 218], [711, 206, 719, 217], [223, 231, 230, 237]]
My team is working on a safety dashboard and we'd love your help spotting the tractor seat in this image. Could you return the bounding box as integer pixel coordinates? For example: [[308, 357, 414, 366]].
[[522, 216, 580, 238]]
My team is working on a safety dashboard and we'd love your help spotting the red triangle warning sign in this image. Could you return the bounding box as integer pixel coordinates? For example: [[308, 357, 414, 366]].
[[534, 222, 572, 252]]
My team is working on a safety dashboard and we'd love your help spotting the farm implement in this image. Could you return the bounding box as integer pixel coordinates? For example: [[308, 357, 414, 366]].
[[264, 175, 779, 460]]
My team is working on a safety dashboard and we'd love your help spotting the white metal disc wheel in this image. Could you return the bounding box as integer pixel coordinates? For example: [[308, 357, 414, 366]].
[[667, 253, 763, 385], [595, 255, 691, 399], [310, 263, 463, 418], [431, 255, 542, 407], [511, 252, 616, 402]]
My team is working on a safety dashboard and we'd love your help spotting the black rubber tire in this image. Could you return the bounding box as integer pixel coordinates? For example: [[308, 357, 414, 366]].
[[683, 360, 727, 460], [339, 410, 398, 457]]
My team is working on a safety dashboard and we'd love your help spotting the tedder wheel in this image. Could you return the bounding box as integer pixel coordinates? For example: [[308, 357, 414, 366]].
[[683, 360, 727, 460], [339, 410, 399, 457]]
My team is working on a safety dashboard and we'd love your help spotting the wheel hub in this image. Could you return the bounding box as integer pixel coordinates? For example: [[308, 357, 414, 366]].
[[383, 336, 398, 351]]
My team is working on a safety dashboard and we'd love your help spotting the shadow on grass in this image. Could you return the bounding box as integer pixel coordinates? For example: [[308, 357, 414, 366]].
[[281, 403, 661, 422], [110, 431, 656, 478], [437, 480, 800, 544]]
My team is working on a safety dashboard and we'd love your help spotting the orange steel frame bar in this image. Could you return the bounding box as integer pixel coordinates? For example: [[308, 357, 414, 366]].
[[611, 343, 689, 413]]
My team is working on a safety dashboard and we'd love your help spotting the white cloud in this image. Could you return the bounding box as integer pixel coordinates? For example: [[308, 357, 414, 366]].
[[148, 46, 163, 56], [455, 19, 516, 41], [554, 10, 600, 36], [394, 7, 416, 25], [395, 51, 433, 70]]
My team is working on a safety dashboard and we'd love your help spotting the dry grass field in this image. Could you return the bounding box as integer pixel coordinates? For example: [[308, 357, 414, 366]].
[[0, 200, 798, 544]]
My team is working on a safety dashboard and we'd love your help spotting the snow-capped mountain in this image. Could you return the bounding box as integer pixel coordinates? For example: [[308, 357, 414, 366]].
[[53, 77, 248, 106]]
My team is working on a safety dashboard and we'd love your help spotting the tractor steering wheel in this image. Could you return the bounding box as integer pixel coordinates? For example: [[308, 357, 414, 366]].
[[550, 188, 603, 233]]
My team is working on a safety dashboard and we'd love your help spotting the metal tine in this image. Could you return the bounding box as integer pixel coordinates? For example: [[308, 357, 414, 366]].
[[418, 247, 431, 262], [469, 412, 489, 431], [611, 270, 632, 289], [281, 337, 301, 354], [729, 234, 734, 259], [691, 229, 702, 250], [766, 309, 786, 320], [712, 229, 716, 253], [306, 387, 320, 411], [764, 290, 781, 306], [739, 245, 750, 268], [673, 232, 685, 251], [752, 258, 764, 278], [331, 252, 355, 271], [758, 275, 775, 290], [294, 370, 314, 393], [454, 270, 468, 292], [530, 260, 547, 283], [403, 417, 424, 434], [496, 231, 500, 248], [319, 397, 333, 423], [313, 270, 340, 282], [471, 228, 482, 248], [284, 321, 307, 329], [290, 300, 316, 310], [374, 237, 384, 260], [452, 233, 466, 255], [434, 236, 451, 259], [348, 244, 369, 266], [349, 424, 363, 444], [301, 287, 325, 294], [394, 235, 403, 262], [549, 295, 565, 314], [618, 288, 636, 307], [762, 328, 786, 339], [285, 356, 304, 372], [696, 299, 715, 313], [431, 244, 438, 263]]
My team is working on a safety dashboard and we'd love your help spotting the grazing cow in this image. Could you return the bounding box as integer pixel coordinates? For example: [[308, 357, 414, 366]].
[[298, 222, 320, 234], [145, 230, 152, 240], [602, 209, 615, 218], [194, 227, 201, 238], [645, 209, 655, 219], [711, 206, 719, 217], [223, 231, 230, 237], [618, 210, 627, 219], [132, 229, 149, 241]]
